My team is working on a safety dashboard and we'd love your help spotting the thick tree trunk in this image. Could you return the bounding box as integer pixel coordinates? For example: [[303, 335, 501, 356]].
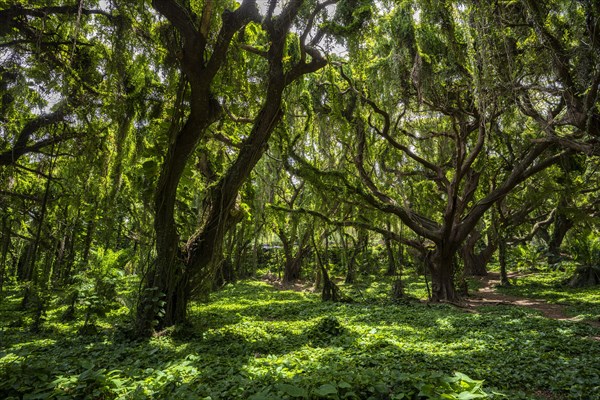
[[138, 254, 190, 334], [137, 104, 216, 334], [282, 230, 310, 283], [136, 0, 327, 336], [547, 211, 573, 265], [391, 278, 404, 300], [428, 247, 459, 302], [313, 233, 341, 302], [461, 231, 496, 276], [139, 93, 281, 333], [283, 251, 303, 283]]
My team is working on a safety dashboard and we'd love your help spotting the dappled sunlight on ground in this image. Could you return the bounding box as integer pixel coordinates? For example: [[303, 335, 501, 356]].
[[1, 275, 599, 399]]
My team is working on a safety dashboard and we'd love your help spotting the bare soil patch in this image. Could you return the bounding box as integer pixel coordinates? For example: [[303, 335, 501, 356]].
[[261, 273, 316, 292]]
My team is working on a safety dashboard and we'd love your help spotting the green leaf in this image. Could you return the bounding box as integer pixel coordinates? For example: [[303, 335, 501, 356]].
[[314, 383, 338, 397], [276, 383, 308, 398], [457, 392, 487, 400], [337, 381, 352, 389]]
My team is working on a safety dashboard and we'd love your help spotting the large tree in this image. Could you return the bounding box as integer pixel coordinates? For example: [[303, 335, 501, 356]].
[[286, 0, 570, 301], [136, 0, 337, 334]]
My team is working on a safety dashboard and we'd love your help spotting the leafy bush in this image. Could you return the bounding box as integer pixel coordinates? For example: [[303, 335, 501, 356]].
[[307, 315, 346, 345], [73, 248, 133, 332]]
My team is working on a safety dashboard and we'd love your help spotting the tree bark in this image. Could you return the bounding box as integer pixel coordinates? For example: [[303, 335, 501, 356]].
[[384, 235, 397, 276], [137, 0, 328, 335], [281, 228, 310, 283], [340, 230, 358, 284], [547, 210, 573, 265], [136, 0, 261, 334], [428, 246, 459, 302], [81, 210, 96, 266], [461, 230, 496, 276], [313, 232, 341, 302], [0, 216, 11, 294], [17, 243, 32, 282], [498, 238, 511, 286]]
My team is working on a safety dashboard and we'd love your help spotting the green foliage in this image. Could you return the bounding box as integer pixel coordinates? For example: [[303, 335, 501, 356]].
[[567, 231, 600, 267], [497, 268, 600, 323], [307, 316, 345, 345], [2, 278, 599, 399], [323, 0, 373, 39], [511, 242, 547, 272], [62, 248, 135, 333]]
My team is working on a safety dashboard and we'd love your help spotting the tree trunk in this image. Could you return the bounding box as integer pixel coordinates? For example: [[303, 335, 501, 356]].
[[461, 231, 496, 276], [29, 153, 54, 286], [344, 251, 357, 284], [314, 252, 322, 289], [41, 249, 53, 289], [282, 230, 310, 283], [313, 233, 341, 302], [547, 210, 573, 265], [52, 235, 67, 283], [283, 251, 303, 283], [342, 234, 357, 284], [384, 236, 397, 276], [356, 229, 369, 275], [137, 109, 216, 335], [17, 242, 35, 282], [568, 265, 600, 287], [498, 238, 511, 286], [51, 202, 70, 283], [391, 278, 404, 300], [0, 216, 11, 295], [62, 216, 78, 284], [428, 246, 459, 302], [232, 224, 251, 278], [81, 211, 96, 266], [136, 0, 327, 336]]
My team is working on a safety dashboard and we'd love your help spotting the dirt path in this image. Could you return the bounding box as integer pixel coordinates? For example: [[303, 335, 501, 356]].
[[467, 272, 600, 331]]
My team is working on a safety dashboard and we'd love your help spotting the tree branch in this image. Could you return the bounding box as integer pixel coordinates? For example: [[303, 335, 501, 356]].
[[0, 106, 74, 166]]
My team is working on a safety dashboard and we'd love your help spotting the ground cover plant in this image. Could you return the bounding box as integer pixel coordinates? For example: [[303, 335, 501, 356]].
[[1, 274, 599, 400], [2, 0, 600, 399], [496, 267, 600, 325]]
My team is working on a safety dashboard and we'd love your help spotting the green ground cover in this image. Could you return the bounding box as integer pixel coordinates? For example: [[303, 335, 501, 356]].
[[497, 268, 600, 323], [1, 276, 599, 399]]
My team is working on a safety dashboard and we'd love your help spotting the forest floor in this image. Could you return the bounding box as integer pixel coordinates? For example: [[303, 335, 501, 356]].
[[2, 271, 599, 399], [467, 272, 600, 331], [266, 271, 600, 330]]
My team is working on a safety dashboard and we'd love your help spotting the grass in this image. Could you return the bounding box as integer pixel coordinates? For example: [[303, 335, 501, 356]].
[[0, 273, 599, 399]]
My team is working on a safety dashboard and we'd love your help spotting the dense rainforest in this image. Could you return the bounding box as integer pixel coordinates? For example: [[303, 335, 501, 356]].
[[1, 0, 599, 398]]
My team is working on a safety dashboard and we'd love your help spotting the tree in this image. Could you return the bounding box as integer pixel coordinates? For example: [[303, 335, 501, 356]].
[[136, 0, 337, 334], [285, 1, 568, 301]]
